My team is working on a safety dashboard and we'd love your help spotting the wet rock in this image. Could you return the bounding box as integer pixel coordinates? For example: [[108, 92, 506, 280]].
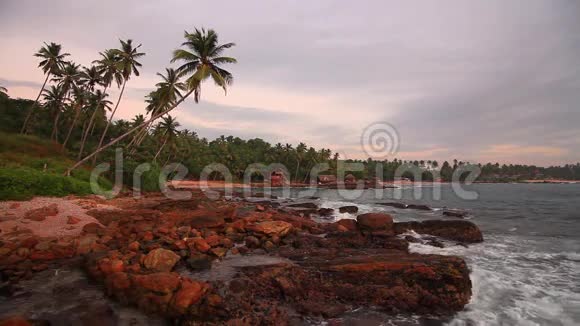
[[443, 209, 469, 218], [317, 208, 334, 217], [338, 206, 358, 214], [407, 204, 431, 211], [187, 254, 212, 271], [23, 204, 59, 221], [377, 202, 408, 209], [143, 248, 180, 272], [394, 220, 483, 243], [333, 219, 358, 231], [357, 213, 394, 233], [286, 202, 318, 209]]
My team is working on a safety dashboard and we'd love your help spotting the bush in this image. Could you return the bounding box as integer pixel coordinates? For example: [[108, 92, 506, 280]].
[[0, 166, 102, 200]]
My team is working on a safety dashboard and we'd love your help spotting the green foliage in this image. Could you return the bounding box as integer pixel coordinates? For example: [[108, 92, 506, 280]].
[[0, 166, 93, 200]]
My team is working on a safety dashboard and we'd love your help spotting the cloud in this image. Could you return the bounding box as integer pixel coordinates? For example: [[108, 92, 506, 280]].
[[1, 0, 579, 166]]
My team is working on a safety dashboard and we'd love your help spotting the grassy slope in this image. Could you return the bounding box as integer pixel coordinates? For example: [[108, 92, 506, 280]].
[[0, 132, 112, 200]]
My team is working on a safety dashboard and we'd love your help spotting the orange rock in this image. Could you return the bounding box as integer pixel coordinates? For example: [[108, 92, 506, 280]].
[[189, 238, 211, 253], [143, 248, 180, 272], [132, 272, 180, 294], [128, 241, 140, 251], [356, 213, 394, 233], [142, 231, 154, 241], [171, 280, 208, 313], [23, 203, 59, 221], [248, 221, 293, 237], [106, 272, 131, 292], [67, 216, 81, 224], [204, 234, 221, 247]]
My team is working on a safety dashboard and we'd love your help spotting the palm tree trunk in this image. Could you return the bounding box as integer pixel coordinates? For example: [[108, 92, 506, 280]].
[[65, 88, 195, 175], [78, 85, 108, 160], [51, 109, 61, 142], [153, 137, 168, 162], [21, 73, 50, 134], [294, 159, 301, 182], [62, 105, 81, 149], [94, 79, 126, 164]]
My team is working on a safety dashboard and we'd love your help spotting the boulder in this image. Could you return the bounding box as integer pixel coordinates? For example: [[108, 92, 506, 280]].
[[23, 204, 59, 221], [356, 213, 394, 233], [338, 205, 358, 214], [132, 272, 180, 294], [248, 221, 293, 237], [334, 219, 358, 231], [170, 280, 208, 313], [394, 220, 483, 243], [143, 248, 181, 272]]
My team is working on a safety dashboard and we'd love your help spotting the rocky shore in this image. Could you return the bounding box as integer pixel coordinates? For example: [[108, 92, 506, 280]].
[[0, 190, 483, 325]]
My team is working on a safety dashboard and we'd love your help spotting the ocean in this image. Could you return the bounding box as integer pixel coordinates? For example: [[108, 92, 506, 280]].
[[270, 183, 580, 326]]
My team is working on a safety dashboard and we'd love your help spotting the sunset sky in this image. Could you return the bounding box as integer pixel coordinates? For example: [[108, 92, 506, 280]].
[[1, 0, 579, 166]]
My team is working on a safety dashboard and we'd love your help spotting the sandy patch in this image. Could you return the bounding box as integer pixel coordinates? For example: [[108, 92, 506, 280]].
[[0, 197, 118, 238]]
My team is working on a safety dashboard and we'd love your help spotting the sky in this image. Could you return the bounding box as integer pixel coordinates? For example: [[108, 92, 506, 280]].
[[1, 0, 579, 166]]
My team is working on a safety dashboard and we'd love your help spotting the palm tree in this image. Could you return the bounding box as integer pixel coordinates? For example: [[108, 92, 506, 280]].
[[129, 68, 186, 149], [94, 39, 145, 163], [54, 61, 81, 96], [62, 85, 89, 148], [67, 28, 236, 174], [21, 42, 70, 133], [42, 85, 66, 141], [77, 90, 112, 159], [295, 143, 307, 181], [153, 115, 180, 162], [79, 66, 104, 91], [79, 50, 120, 154]]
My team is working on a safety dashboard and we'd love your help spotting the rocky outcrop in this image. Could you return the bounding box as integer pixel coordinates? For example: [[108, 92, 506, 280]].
[[394, 220, 483, 243], [23, 204, 59, 221], [338, 205, 358, 214], [357, 213, 394, 234]]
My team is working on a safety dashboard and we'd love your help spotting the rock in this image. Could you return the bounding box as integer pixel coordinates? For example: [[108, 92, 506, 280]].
[[0, 316, 32, 326], [317, 208, 334, 216], [407, 204, 431, 211], [23, 203, 59, 221], [171, 280, 208, 313], [245, 236, 261, 248], [443, 209, 469, 218], [248, 221, 293, 237], [256, 205, 266, 212], [143, 248, 181, 272], [9, 203, 21, 209], [210, 247, 227, 258], [336, 219, 358, 231], [356, 213, 394, 233], [187, 254, 212, 270], [82, 222, 104, 234], [286, 202, 318, 209], [67, 216, 81, 224], [189, 238, 211, 253], [394, 220, 483, 243], [128, 241, 140, 251], [379, 202, 408, 209], [132, 272, 180, 294], [76, 234, 99, 255], [338, 205, 358, 214], [189, 215, 225, 229]]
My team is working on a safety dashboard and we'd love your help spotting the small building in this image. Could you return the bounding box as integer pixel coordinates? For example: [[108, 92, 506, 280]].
[[317, 175, 337, 184]]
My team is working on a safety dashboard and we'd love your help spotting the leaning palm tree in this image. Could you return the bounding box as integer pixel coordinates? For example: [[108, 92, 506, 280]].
[[129, 68, 186, 150], [66, 28, 236, 174], [94, 39, 145, 163], [42, 85, 66, 141], [21, 42, 70, 133], [79, 66, 104, 92], [54, 61, 81, 96]]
